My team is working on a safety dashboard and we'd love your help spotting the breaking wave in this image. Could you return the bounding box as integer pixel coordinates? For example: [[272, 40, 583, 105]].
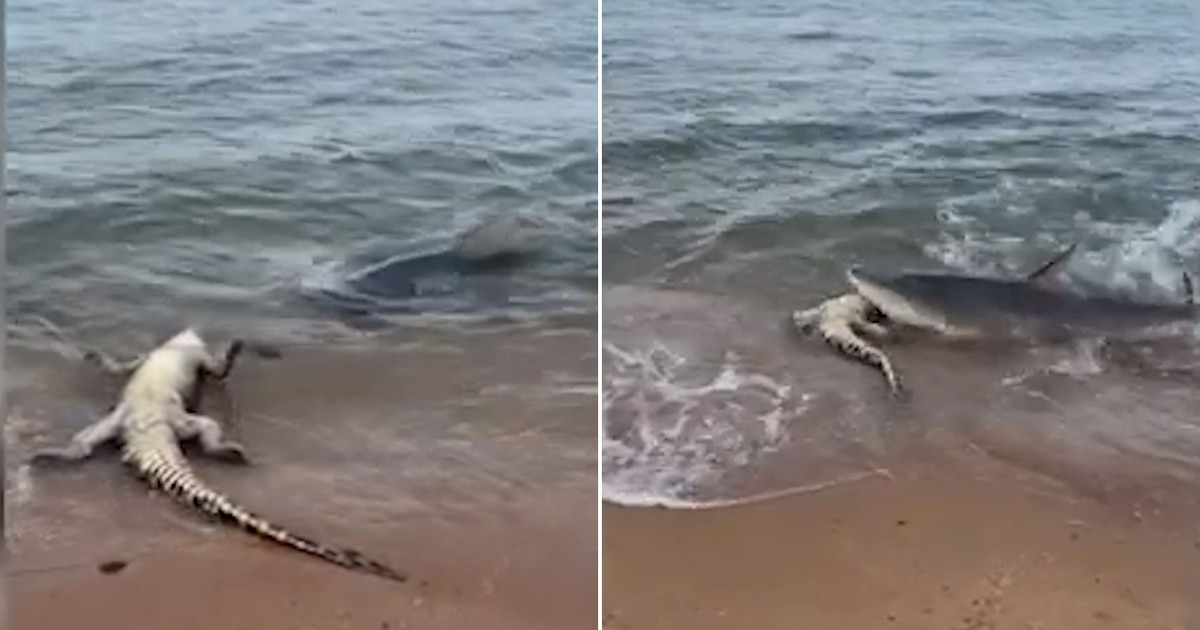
[[602, 340, 808, 508]]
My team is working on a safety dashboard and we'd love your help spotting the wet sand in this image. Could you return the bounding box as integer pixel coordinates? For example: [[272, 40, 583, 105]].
[[604, 447, 1199, 630], [11, 534, 584, 630], [7, 323, 597, 630]]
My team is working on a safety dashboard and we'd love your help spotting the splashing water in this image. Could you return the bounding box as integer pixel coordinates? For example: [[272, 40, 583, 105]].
[[928, 199, 1200, 302], [601, 340, 809, 507]]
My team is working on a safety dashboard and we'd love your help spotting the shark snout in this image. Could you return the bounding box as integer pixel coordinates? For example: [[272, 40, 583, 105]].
[[844, 264, 952, 331], [846, 265, 895, 289]]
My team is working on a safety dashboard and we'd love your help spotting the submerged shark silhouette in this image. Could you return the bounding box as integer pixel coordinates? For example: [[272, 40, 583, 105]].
[[846, 244, 1197, 343], [336, 212, 539, 303], [302, 212, 544, 326]]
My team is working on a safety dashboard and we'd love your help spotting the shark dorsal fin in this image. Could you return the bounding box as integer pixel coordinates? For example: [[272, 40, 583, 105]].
[[1025, 242, 1078, 288]]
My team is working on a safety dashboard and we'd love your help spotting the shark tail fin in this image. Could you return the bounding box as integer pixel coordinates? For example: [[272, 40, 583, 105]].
[[1025, 242, 1078, 286], [1182, 270, 1194, 307]]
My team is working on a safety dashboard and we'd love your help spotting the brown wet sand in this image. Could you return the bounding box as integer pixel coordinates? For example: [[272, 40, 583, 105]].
[[604, 447, 1199, 630], [10, 521, 589, 630], [7, 324, 597, 630]]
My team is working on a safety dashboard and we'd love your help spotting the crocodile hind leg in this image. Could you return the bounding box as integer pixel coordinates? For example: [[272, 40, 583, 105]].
[[29, 408, 124, 466], [171, 412, 249, 464]]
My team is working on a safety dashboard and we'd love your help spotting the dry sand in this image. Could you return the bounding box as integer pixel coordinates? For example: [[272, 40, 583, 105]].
[[604, 449, 1199, 630]]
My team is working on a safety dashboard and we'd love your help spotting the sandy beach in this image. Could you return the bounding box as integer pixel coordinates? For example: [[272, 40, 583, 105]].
[[7, 324, 597, 630], [10, 532, 587, 630], [604, 446, 1198, 630]]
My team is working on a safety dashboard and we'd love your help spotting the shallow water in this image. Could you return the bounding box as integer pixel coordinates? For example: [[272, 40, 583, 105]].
[[601, 0, 1200, 508], [602, 284, 1200, 513]]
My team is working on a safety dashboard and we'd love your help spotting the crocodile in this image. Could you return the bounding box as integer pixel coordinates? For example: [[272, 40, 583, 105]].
[[29, 327, 408, 583], [793, 243, 1198, 396], [792, 292, 904, 396]]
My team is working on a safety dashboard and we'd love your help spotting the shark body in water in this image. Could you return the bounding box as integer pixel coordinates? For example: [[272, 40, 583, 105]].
[[794, 243, 1198, 396], [302, 213, 546, 328], [847, 252, 1197, 343]]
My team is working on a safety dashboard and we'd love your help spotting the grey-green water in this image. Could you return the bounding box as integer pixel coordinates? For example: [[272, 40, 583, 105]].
[[9, 0, 597, 343]]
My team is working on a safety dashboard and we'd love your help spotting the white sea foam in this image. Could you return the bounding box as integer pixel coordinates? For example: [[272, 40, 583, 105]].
[[4, 411, 42, 540], [601, 340, 809, 508], [602, 471, 889, 510], [929, 198, 1200, 303], [1073, 199, 1200, 299]]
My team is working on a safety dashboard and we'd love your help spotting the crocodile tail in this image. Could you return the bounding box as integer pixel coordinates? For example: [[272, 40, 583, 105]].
[[125, 447, 408, 583]]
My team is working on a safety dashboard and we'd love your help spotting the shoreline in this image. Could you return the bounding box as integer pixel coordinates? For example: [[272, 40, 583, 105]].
[[7, 324, 598, 630]]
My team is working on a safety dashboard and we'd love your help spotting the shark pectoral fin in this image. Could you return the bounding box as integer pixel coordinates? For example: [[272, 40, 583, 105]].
[[1025, 242, 1078, 288]]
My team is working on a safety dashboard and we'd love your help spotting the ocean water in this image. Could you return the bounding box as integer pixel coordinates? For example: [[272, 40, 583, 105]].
[[5, 0, 597, 612], [602, 0, 1200, 507], [8, 0, 597, 342]]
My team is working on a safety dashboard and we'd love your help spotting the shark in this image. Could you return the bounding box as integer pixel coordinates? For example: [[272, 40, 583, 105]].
[[847, 243, 1197, 343], [793, 243, 1198, 396]]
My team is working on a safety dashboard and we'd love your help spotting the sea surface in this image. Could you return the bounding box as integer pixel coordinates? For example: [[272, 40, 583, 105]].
[[602, 0, 1200, 509], [5, 0, 597, 612], [8, 0, 596, 340]]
